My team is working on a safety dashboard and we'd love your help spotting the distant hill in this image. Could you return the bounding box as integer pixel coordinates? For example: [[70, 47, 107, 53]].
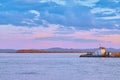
[[45, 48, 97, 53], [0, 48, 120, 53], [0, 49, 16, 53], [106, 48, 120, 52], [42, 47, 120, 53]]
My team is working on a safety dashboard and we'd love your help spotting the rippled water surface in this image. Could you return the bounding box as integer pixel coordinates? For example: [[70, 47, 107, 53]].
[[0, 53, 120, 80]]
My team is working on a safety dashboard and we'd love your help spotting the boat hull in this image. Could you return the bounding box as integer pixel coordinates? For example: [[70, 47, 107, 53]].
[[80, 55, 110, 57]]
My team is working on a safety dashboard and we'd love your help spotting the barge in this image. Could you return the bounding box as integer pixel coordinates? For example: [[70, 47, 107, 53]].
[[80, 47, 119, 57]]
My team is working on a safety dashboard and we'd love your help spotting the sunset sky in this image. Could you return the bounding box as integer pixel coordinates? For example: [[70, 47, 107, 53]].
[[0, 0, 120, 49]]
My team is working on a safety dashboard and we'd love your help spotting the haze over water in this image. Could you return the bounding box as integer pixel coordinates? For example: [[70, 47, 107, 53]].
[[0, 53, 120, 80]]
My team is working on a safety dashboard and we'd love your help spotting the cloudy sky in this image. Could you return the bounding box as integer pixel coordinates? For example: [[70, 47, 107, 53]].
[[0, 0, 120, 49]]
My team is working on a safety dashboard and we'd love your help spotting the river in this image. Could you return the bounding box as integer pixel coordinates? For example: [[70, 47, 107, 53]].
[[0, 53, 120, 80]]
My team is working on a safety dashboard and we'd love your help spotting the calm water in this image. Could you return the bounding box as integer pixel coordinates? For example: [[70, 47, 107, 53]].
[[0, 53, 120, 80]]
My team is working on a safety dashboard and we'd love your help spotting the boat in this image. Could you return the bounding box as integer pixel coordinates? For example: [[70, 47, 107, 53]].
[[80, 47, 111, 57]]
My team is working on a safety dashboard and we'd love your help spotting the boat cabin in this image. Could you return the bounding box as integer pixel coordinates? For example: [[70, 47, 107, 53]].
[[93, 47, 106, 55]]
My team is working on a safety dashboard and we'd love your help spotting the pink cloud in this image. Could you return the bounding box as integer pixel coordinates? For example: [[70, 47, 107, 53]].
[[0, 39, 119, 49], [68, 29, 120, 44], [0, 24, 120, 49]]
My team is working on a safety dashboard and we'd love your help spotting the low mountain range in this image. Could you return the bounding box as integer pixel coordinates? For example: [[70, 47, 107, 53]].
[[0, 48, 120, 53]]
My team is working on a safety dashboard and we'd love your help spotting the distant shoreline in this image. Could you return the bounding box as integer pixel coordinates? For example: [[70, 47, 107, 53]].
[[0, 52, 85, 53], [0, 48, 120, 53]]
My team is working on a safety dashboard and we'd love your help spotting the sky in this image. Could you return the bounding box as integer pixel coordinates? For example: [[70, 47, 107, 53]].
[[0, 0, 120, 49]]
